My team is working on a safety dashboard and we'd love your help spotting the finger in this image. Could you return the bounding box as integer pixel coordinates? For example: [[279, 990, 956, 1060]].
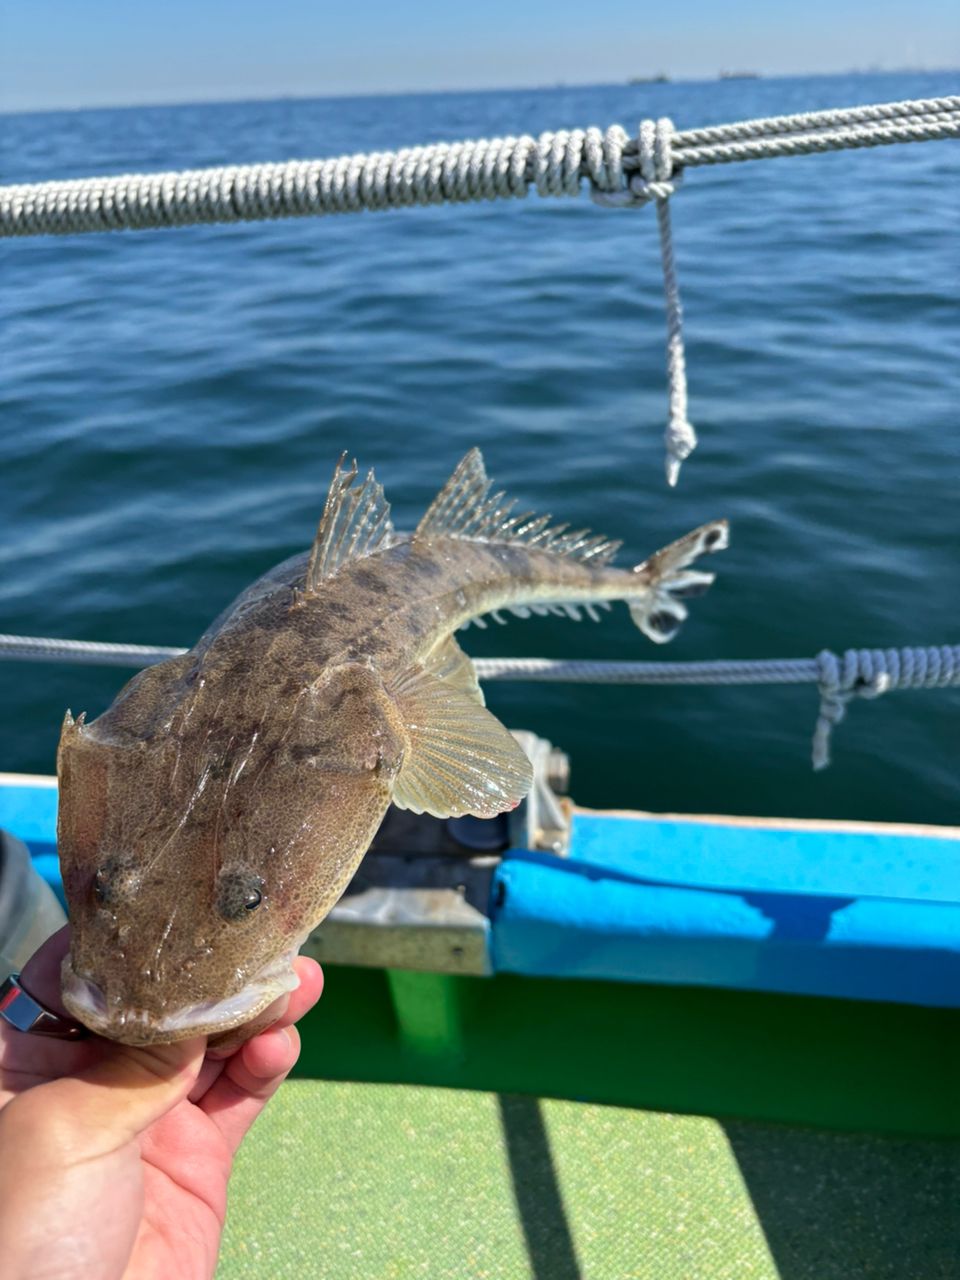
[[0, 928, 99, 1096], [204, 995, 290, 1061], [204, 957, 323, 1061], [0, 1023, 98, 1100], [188, 1055, 227, 1103], [280, 957, 324, 1026], [199, 1024, 301, 1156], [18, 925, 72, 1017], [240, 1023, 301, 1082], [243, 956, 322, 1039], [189, 962, 321, 1100], [37, 1036, 208, 1153]]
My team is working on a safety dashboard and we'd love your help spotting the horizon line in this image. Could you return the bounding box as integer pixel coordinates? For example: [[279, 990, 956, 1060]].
[[2, 66, 958, 120]]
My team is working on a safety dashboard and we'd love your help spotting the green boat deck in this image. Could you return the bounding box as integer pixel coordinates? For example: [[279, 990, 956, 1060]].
[[1, 773, 956, 1274], [217, 966, 958, 1278], [220, 1080, 958, 1280]]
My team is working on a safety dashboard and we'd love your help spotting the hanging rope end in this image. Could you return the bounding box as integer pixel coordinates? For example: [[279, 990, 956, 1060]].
[[811, 727, 832, 771], [664, 417, 697, 487]]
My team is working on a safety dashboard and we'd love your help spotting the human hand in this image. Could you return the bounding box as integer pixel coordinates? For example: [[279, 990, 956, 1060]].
[[0, 925, 323, 1280]]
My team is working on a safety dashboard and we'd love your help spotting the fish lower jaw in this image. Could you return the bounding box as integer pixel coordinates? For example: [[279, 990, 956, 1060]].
[[60, 949, 302, 1047]]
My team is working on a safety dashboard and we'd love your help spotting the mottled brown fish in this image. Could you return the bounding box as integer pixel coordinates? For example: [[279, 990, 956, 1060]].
[[56, 449, 727, 1045]]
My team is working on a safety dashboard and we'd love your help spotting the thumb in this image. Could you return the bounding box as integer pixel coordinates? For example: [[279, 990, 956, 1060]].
[[33, 1037, 207, 1155]]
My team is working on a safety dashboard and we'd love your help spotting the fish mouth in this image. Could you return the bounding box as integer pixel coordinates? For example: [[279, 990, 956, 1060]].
[[60, 948, 302, 1046]]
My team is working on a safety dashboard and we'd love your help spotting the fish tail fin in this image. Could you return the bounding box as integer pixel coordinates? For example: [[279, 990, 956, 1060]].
[[628, 520, 729, 644]]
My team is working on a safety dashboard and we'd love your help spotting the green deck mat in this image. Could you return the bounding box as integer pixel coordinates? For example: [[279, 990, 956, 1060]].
[[218, 1081, 958, 1280]]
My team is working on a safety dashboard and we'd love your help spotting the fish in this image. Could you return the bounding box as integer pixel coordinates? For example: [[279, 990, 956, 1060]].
[[56, 448, 728, 1046]]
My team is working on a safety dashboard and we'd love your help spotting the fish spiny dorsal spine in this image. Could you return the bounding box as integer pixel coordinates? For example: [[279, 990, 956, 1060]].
[[415, 448, 621, 566], [302, 453, 394, 598]]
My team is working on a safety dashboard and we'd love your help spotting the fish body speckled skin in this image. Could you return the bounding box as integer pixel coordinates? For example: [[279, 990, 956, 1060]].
[[56, 449, 728, 1046]]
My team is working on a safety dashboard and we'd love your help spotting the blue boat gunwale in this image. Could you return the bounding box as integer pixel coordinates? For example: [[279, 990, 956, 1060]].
[[3, 770, 959, 1009]]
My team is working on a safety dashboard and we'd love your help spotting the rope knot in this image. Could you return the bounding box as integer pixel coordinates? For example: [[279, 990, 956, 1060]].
[[633, 117, 679, 203], [588, 118, 680, 207], [812, 648, 897, 769]]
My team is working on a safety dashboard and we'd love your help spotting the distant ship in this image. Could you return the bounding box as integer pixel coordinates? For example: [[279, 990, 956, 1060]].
[[719, 70, 761, 79], [629, 74, 670, 84]]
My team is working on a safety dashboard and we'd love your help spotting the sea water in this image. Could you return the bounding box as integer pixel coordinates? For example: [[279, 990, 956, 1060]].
[[1, 71, 958, 823]]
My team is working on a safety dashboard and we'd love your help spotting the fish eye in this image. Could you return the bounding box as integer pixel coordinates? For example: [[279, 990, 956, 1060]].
[[91, 856, 141, 907], [216, 868, 266, 922]]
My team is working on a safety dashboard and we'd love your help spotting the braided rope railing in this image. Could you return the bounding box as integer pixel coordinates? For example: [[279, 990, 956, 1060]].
[[3, 94, 957, 486], [1, 634, 956, 771], [3, 97, 956, 236]]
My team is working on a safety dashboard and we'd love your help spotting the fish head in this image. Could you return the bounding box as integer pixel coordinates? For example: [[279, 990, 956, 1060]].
[[56, 661, 406, 1045]]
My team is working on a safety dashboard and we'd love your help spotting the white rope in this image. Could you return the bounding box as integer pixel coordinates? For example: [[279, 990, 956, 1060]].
[[674, 98, 960, 163], [3, 97, 955, 238], [591, 118, 696, 484], [2, 95, 956, 489], [0, 635, 186, 667], [674, 95, 960, 144], [2, 633, 956, 771], [616, 119, 693, 485], [474, 655, 818, 684]]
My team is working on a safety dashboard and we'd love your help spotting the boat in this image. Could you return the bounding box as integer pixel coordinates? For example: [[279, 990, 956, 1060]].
[[1, 92, 958, 1277], [1, 728, 957, 1276]]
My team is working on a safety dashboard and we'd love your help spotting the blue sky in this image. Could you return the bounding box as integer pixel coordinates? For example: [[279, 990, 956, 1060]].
[[3, 0, 958, 112]]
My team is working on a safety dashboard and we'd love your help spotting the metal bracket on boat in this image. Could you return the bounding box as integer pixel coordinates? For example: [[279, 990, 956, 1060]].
[[302, 730, 571, 975], [511, 730, 571, 856]]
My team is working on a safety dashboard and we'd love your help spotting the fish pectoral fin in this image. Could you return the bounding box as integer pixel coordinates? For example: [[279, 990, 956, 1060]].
[[389, 666, 533, 819], [421, 634, 485, 706]]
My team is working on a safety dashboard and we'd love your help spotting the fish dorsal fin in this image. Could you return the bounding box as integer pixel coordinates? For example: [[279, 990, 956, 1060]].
[[421, 634, 485, 706], [415, 448, 621, 566], [389, 665, 532, 819], [305, 454, 394, 592]]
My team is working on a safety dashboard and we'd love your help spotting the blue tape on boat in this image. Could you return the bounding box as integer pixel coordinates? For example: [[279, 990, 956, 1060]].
[[490, 814, 960, 1007], [570, 814, 960, 902], [0, 780, 63, 905], [0, 781, 59, 859], [4, 779, 959, 1007]]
